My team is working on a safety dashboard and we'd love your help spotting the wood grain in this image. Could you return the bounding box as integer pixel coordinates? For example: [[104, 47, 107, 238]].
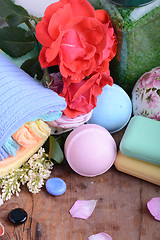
[[0, 129, 160, 240]]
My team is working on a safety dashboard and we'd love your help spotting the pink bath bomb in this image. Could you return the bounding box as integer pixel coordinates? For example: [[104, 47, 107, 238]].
[[64, 124, 117, 177]]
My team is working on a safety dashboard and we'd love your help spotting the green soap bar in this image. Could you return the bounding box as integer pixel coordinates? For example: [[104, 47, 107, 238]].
[[120, 116, 160, 166]]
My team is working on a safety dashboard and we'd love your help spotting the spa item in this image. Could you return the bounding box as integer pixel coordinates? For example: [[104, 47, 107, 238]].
[[88, 84, 132, 133], [0, 53, 66, 176], [64, 124, 117, 177], [8, 208, 28, 225], [0, 120, 50, 178], [47, 111, 93, 135], [115, 150, 160, 186], [120, 116, 160, 166], [45, 178, 66, 196], [132, 67, 160, 121], [0, 53, 66, 160]]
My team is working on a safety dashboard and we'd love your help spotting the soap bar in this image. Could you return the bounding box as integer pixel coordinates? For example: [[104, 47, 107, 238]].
[[115, 151, 160, 186], [120, 116, 160, 166]]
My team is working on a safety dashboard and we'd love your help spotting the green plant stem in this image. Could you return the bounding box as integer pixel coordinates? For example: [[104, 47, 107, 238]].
[[25, 20, 41, 52], [30, 16, 42, 25]]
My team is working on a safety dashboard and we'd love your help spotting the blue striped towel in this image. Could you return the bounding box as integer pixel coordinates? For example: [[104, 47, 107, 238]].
[[0, 53, 66, 160]]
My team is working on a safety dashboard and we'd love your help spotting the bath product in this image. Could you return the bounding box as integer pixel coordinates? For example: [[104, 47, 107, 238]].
[[0, 53, 66, 161], [0, 120, 51, 178], [115, 150, 160, 186], [132, 67, 160, 121], [120, 116, 160, 165], [64, 124, 117, 177], [88, 84, 132, 133], [47, 111, 93, 135]]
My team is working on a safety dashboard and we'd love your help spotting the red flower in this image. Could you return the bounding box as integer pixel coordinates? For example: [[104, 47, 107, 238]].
[[35, 0, 117, 82], [60, 73, 113, 118]]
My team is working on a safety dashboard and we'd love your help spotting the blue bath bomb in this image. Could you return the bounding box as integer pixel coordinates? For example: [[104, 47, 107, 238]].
[[88, 84, 132, 133]]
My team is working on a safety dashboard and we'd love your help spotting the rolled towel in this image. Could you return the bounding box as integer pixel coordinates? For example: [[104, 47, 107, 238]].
[[47, 111, 93, 135], [3, 136, 20, 157], [3, 111, 61, 158], [0, 53, 66, 160], [0, 120, 51, 177]]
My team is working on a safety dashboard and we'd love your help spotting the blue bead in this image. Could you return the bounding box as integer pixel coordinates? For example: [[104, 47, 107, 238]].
[[45, 178, 66, 196]]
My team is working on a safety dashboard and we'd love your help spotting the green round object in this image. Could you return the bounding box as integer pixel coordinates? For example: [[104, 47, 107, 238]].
[[109, 0, 155, 7]]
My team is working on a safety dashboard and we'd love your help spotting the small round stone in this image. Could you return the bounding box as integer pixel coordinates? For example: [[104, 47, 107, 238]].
[[46, 178, 66, 196], [8, 208, 27, 225]]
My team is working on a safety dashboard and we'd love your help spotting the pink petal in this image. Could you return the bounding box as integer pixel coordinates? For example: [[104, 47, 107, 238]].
[[0, 223, 4, 236], [69, 200, 98, 219], [147, 197, 160, 221], [88, 233, 112, 240], [61, 30, 85, 63]]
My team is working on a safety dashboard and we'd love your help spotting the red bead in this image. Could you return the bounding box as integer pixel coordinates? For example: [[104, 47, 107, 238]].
[[0, 223, 4, 236]]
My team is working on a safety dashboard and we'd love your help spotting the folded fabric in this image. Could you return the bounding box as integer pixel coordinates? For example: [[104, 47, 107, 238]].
[[0, 119, 51, 177], [3, 136, 20, 157], [3, 111, 61, 158], [47, 111, 93, 135], [0, 53, 66, 160], [47, 111, 93, 129]]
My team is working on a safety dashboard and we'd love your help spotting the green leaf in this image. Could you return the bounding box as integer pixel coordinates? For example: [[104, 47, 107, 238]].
[[21, 57, 44, 80], [0, 0, 30, 26], [49, 136, 64, 164], [157, 89, 160, 97], [0, 26, 36, 57], [152, 88, 157, 91], [146, 88, 151, 93]]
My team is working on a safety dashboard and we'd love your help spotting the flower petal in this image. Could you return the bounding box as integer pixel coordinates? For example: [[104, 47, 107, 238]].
[[46, 32, 63, 63], [96, 10, 110, 24], [39, 47, 59, 68], [68, 0, 95, 18], [61, 30, 85, 63], [48, 4, 72, 40], [88, 233, 112, 240], [72, 17, 105, 50], [147, 197, 160, 221], [35, 18, 52, 46], [44, 1, 66, 19], [69, 200, 98, 219]]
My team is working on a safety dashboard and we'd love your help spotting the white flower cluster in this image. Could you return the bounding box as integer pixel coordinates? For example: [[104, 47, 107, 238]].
[[0, 148, 53, 205]]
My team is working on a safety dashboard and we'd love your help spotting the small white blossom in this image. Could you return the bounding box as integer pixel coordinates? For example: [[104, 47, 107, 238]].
[[0, 147, 53, 204], [0, 196, 3, 206]]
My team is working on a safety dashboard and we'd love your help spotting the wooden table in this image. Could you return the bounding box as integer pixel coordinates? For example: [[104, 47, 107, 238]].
[[0, 129, 160, 240]]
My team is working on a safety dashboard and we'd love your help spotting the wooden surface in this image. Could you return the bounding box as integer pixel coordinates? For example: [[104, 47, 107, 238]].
[[0, 129, 160, 240]]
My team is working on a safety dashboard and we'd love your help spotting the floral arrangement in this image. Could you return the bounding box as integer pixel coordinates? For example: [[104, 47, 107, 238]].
[[0, 0, 117, 119], [0, 0, 117, 202], [0, 2, 160, 239]]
